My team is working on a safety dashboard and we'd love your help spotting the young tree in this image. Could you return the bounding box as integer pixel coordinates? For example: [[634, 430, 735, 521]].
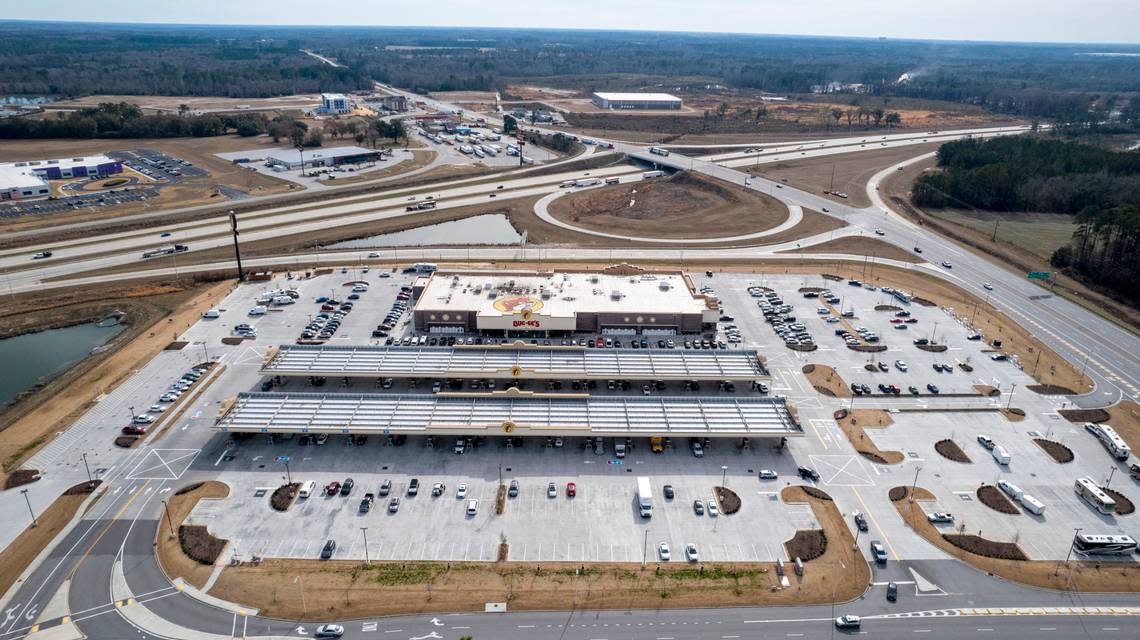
[[289, 121, 308, 148], [872, 108, 884, 127], [831, 108, 843, 129], [885, 112, 902, 127], [388, 118, 406, 143], [503, 114, 517, 134]]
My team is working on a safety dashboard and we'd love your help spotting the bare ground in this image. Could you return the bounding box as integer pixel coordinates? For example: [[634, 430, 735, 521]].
[[802, 364, 851, 397], [838, 410, 904, 464], [547, 172, 788, 240], [156, 481, 232, 589], [787, 236, 921, 262]]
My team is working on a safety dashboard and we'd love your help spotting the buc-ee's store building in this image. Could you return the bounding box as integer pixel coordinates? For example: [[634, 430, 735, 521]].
[[412, 268, 719, 337]]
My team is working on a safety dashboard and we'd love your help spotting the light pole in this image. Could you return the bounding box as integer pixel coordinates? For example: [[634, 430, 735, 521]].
[[1006, 383, 1017, 410], [81, 452, 91, 483], [642, 529, 648, 568], [295, 145, 306, 176], [1106, 466, 1117, 487], [720, 465, 728, 489], [20, 489, 37, 527], [931, 321, 939, 344], [910, 466, 922, 501], [361, 527, 370, 566], [160, 499, 175, 539], [1062, 527, 1083, 569]]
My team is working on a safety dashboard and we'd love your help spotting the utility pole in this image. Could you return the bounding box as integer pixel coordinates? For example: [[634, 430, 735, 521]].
[[1063, 527, 1082, 568], [229, 210, 244, 282], [361, 527, 371, 566], [160, 499, 175, 538], [81, 452, 91, 482], [295, 145, 306, 176], [21, 489, 37, 527]]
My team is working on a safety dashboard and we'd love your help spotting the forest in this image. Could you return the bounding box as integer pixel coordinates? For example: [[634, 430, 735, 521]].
[[912, 136, 1140, 305], [0, 103, 269, 139], [2, 22, 1138, 124]]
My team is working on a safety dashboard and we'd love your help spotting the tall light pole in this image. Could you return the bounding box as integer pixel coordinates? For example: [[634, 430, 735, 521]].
[[20, 489, 37, 527], [1006, 383, 1017, 410], [229, 210, 244, 282], [1063, 527, 1083, 568], [361, 527, 371, 566], [910, 466, 922, 501], [720, 465, 728, 489], [1106, 466, 1117, 487], [81, 452, 92, 483], [160, 499, 175, 539], [641, 529, 648, 568]]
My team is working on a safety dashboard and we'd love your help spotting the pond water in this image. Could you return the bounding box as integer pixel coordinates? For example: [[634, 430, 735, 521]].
[[324, 214, 523, 249], [0, 320, 127, 409]]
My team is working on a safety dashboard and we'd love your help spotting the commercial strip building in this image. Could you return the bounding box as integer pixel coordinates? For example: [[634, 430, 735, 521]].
[[261, 344, 769, 381], [214, 392, 801, 439], [413, 268, 719, 336], [263, 145, 383, 170], [591, 92, 683, 110], [0, 154, 122, 201]]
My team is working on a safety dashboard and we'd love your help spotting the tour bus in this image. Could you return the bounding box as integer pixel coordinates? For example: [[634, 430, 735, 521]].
[[413, 262, 438, 274], [1073, 533, 1137, 556], [1085, 423, 1131, 460], [1074, 476, 1116, 515], [648, 146, 670, 157]]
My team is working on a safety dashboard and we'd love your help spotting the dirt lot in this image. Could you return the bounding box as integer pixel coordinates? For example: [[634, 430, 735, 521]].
[[156, 481, 232, 589], [750, 142, 942, 208], [883, 158, 1140, 333], [895, 486, 1140, 591], [548, 172, 788, 240], [202, 483, 867, 619], [45, 94, 321, 114], [0, 480, 102, 597], [803, 364, 851, 397], [787, 236, 921, 262], [0, 135, 296, 233], [0, 280, 232, 484], [839, 410, 904, 464]]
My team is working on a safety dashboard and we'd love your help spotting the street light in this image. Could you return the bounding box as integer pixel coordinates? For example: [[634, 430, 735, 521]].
[[1006, 383, 1017, 410], [1106, 466, 1117, 487], [910, 466, 922, 502], [81, 452, 92, 483], [720, 465, 728, 489], [20, 489, 37, 527], [160, 499, 175, 539], [361, 527, 371, 566]]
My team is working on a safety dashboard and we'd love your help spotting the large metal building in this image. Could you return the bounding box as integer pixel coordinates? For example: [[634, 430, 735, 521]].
[[591, 92, 683, 110]]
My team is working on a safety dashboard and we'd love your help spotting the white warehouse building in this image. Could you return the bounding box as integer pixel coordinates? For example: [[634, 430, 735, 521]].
[[591, 92, 682, 110]]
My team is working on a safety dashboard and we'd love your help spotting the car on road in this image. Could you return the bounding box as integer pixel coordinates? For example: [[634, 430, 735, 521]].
[[388, 497, 400, 513], [941, 261, 953, 268], [835, 615, 861, 629], [121, 425, 147, 435], [320, 539, 336, 559], [874, 229, 885, 236], [977, 435, 995, 450], [32, 251, 53, 259], [658, 542, 671, 561], [758, 469, 778, 480], [854, 512, 869, 532], [148, 404, 166, 413], [547, 482, 557, 498], [315, 623, 344, 638], [693, 499, 705, 515], [928, 512, 954, 523], [663, 484, 675, 499], [886, 582, 898, 602], [983, 283, 994, 290], [685, 543, 699, 562], [798, 466, 820, 481], [913, 246, 922, 253], [870, 540, 888, 563]]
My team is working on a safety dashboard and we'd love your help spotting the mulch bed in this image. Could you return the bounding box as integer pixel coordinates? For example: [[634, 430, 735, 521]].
[[495, 485, 507, 515], [1103, 487, 1136, 515], [821, 274, 843, 281], [714, 486, 741, 515], [942, 534, 1028, 561], [1027, 384, 1077, 395], [798, 287, 826, 293], [1033, 438, 1073, 463], [801, 364, 816, 374], [834, 409, 848, 420], [935, 439, 971, 463], [860, 451, 888, 464], [497, 543, 509, 562], [864, 364, 878, 372], [916, 344, 949, 353], [176, 481, 205, 495], [164, 341, 189, 350], [849, 344, 888, 352], [788, 343, 818, 352], [889, 486, 908, 501], [114, 435, 139, 448], [270, 483, 299, 512], [801, 486, 832, 501], [977, 485, 1020, 514], [912, 297, 936, 307], [63, 479, 102, 495], [1059, 408, 1110, 423], [3, 469, 41, 490], [179, 524, 228, 565], [875, 304, 902, 311], [221, 337, 246, 345], [785, 530, 828, 561], [958, 363, 974, 372]]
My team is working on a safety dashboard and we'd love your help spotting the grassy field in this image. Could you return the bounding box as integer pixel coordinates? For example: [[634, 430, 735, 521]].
[[924, 209, 1075, 261]]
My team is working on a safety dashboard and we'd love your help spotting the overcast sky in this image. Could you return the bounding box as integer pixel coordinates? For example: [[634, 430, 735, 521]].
[[4, 0, 1140, 45]]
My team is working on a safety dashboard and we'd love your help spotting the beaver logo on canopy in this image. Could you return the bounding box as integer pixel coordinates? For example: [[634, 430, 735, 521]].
[[493, 295, 544, 314]]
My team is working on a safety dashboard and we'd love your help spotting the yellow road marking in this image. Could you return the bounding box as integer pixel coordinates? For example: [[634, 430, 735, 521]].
[[851, 486, 900, 560], [67, 480, 152, 580]]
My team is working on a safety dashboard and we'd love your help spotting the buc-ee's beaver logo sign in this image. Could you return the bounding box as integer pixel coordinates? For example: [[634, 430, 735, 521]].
[[493, 295, 544, 314]]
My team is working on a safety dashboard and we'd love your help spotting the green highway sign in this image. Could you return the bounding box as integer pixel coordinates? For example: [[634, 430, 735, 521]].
[[1027, 271, 1051, 280]]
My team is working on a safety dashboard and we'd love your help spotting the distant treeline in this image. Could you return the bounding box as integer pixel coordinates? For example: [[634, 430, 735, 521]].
[[2, 23, 1138, 123], [1052, 204, 1140, 307], [913, 137, 1140, 215], [0, 103, 269, 139]]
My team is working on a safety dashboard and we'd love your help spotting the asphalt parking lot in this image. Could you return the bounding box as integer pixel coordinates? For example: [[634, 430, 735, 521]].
[[156, 268, 1138, 565]]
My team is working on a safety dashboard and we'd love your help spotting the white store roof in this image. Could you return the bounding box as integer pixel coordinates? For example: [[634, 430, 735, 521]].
[[262, 344, 768, 380], [215, 392, 801, 438], [593, 92, 682, 102], [417, 271, 715, 321], [0, 166, 47, 191]]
